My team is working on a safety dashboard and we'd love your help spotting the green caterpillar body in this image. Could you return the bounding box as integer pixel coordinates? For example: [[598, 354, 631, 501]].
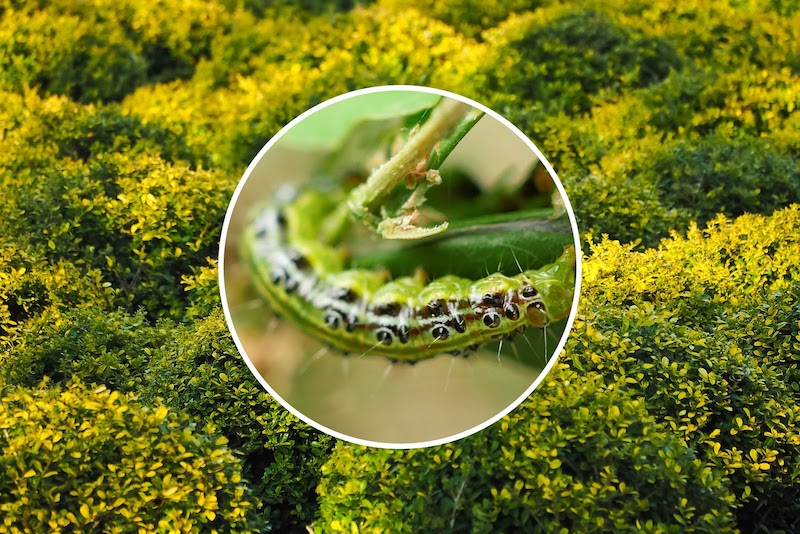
[[241, 185, 576, 363]]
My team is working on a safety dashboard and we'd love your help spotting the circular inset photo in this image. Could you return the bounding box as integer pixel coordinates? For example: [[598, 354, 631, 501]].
[[220, 86, 581, 447]]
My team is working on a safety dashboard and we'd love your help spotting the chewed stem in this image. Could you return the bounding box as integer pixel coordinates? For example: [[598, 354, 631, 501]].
[[346, 99, 476, 238]]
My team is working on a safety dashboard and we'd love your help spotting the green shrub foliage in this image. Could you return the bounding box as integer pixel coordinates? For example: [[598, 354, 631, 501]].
[[314, 371, 737, 533], [573, 207, 800, 531], [4, 153, 232, 318], [0, 0, 230, 102], [0, 246, 111, 343], [379, 0, 537, 38], [482, 8, 682, 116], [0, 307, 170, 392], [0, 9, 150, 102], [123, 5, 475, 170], [562, 131, 800, 246], [0, 382, 256, 532], [598, 0, 800, 71], [0, 91, 196, 171], [140, 310, 335, 531], [1, 0, 800, 532], [654, 135, 800, 228], [518, 65, 800, 246], [181, 259, 223, 322]]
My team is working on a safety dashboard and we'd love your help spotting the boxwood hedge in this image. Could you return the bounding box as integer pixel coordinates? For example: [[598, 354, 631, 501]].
[[314, 369, 737, 533], [0, 246, 112, 343], [0, 307, 169, 392], [140, 310, 335, 531], [0, 0, 229, 102], [1, 0, 799, 532], [0, 382, 256, 532]]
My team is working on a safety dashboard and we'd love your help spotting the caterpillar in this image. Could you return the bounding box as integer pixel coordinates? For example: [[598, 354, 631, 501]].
[[240, 184, 576, 363]]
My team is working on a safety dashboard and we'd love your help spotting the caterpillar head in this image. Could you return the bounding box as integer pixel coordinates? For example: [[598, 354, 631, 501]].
[[519, 245, 576, 327], [517, 282, 549, 327]]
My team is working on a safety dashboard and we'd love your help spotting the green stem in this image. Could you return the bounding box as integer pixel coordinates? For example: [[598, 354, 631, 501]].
[[428, 108, 484, 170], [346, 98, 473, 219]]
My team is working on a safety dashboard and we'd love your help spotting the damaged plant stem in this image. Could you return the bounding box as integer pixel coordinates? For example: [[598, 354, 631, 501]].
[[345, 98, 484, 240]]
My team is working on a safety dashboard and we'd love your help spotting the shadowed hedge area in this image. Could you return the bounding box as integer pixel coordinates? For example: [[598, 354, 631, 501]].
[[1, 0, 799, 532], [138, 310, 336, 530]]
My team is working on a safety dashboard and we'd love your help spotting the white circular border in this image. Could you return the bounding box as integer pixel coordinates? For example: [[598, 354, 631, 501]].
[[219, 85, 583, 450]]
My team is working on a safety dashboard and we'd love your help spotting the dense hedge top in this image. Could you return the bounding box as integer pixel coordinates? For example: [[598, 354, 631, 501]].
[[565, 208, 800, 532], [1, 0, 799, 532], [0, 382, 256, 532]]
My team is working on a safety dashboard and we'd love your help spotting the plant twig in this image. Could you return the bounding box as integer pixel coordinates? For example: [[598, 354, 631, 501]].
[[450, 461, 472, 529], [346, 99, 475, 238]]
